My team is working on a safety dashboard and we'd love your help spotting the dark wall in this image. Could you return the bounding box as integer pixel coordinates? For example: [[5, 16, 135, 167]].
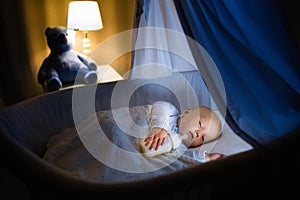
[[0, 0, 41, 108]]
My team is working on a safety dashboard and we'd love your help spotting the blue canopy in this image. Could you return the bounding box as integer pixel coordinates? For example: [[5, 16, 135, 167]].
[[173, 0, 300, 144]]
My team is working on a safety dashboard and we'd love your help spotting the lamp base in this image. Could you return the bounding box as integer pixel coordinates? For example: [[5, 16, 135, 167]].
[[82, 31, 91, 56]]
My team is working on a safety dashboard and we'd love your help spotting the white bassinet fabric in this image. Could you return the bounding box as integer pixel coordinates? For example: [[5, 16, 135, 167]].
[[43, 102, 253, 182], [43, 105, 201, 182]]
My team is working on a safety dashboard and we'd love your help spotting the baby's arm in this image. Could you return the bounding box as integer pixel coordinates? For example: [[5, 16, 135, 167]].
[[144, 101, 179, 151], [190, 150, 226, 163]]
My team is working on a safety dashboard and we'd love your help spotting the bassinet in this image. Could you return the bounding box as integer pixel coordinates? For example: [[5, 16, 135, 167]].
[[0, 71, 298, 200]]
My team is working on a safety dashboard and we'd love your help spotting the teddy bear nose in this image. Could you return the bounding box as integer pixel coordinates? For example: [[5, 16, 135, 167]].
[[58, 34, 67, 44]]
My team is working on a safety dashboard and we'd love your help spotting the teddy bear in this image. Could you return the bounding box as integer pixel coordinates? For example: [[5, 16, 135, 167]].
[[38, 26, 98, 92]]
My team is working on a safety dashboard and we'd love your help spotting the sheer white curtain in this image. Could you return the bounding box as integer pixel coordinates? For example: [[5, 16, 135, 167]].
[[131, 0, 197, 79], [130, 0, 227, 123]]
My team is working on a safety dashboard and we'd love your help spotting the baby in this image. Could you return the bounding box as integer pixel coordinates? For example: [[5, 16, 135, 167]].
[[143, 101, 225, 162]]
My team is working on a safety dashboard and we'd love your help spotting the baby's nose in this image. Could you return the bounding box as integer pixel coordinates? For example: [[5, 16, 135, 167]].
[[194, 130, 200, 137]]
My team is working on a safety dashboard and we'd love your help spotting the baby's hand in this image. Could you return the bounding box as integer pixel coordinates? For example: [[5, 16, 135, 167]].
[[144, 128, 168, 151], [205, 153, 226, 162]]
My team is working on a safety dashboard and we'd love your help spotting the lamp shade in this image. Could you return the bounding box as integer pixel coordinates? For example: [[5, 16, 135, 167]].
[[67, 1, 103, 31]]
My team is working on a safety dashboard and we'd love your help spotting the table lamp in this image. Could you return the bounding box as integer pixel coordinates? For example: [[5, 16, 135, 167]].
[[67, 1, 103, 55]]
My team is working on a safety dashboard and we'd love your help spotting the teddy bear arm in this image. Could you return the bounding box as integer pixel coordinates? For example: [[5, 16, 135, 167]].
[[77, 55, 97, 71], [38, 58, 51, 85], [38, 70, 46, 85]]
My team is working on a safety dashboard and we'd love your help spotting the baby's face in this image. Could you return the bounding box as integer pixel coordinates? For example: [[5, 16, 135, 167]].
[[178, 107, 219, 148]]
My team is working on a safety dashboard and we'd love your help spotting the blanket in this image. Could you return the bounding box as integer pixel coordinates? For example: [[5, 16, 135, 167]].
[[43, 105, 201, 183]]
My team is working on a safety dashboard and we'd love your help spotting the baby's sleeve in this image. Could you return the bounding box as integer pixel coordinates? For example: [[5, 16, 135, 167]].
[[148, 101, 179, 132], [184, 149, 207, 163]]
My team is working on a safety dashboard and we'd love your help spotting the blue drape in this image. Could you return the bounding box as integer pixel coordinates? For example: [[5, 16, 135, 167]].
[[173, 0, 300, 144]]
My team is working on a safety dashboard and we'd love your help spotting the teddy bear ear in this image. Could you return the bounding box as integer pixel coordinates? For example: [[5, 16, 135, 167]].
[[45, 27, 51, 36]]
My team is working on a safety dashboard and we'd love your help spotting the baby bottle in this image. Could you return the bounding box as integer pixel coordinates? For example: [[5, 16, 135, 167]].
[[140, 131, 187, 157]]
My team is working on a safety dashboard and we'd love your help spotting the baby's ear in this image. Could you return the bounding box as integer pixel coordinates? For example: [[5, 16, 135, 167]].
[[184, 109, 191, 113], [180, 109, 190, 118]]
